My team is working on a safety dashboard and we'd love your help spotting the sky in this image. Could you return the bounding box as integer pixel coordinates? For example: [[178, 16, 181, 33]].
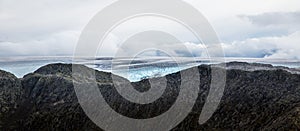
[[0, 0, 300, 59]]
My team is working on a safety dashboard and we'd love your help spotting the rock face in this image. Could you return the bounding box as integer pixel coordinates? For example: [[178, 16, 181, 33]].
[[180, 65, 300, 130], [0, 62, 300, 130], [0, 70, 23, 130], [20, 64, 102, 130]]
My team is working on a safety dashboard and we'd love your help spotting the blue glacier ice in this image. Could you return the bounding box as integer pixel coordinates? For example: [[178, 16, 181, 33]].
[[0, 57, 299, 82]]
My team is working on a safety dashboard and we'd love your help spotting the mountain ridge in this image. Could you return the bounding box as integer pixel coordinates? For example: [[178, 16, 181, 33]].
[[0, 62, 300, 130]]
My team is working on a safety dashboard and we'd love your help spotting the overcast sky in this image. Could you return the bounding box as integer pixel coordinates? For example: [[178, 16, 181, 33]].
[[0, 0, 300, 59]]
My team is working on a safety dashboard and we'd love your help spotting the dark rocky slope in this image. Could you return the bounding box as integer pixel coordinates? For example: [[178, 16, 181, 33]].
[[0, 62, 300, 130], [0, 70, 24, 130]]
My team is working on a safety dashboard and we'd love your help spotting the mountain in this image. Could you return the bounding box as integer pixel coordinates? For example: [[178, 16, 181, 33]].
[[0, 70, 23, 130], [0, 62, 300, 130]]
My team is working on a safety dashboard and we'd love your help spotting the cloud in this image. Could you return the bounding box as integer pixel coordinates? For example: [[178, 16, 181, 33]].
[[238, 12, 300, 37], [0, 0, 111, 56], [222, 31, 300, 59], [118, 31, 300, 59], [0, 30, 79, 56], [0, 0, 300, 60], [239, 12, 300, 26]]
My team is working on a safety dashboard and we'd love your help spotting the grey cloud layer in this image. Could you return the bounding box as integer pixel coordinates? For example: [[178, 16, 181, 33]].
[[240, 12, 300, 26], [0, 1, 299, 59], [0, 0, 109, 56]]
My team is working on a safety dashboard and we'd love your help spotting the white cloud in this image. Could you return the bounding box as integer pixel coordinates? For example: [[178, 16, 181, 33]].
[[0, 0, 112, 56], [0, 0, 300, 59], [222, 31, 300, 59], [110, 31, 300, 59], [0, 30, 79, 56], [239, 12, 300, 26]]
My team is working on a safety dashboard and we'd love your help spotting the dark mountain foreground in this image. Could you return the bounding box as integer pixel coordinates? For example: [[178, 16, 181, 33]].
[[1, 62, 300, 130]]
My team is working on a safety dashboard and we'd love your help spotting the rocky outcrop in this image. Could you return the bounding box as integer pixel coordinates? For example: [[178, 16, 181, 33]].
[[184, 66, 300, 130], [19, 64, 102, 130], [0, 62, 300, 130], [0, 70, 23, 130], [218, 61, 300, 74]]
